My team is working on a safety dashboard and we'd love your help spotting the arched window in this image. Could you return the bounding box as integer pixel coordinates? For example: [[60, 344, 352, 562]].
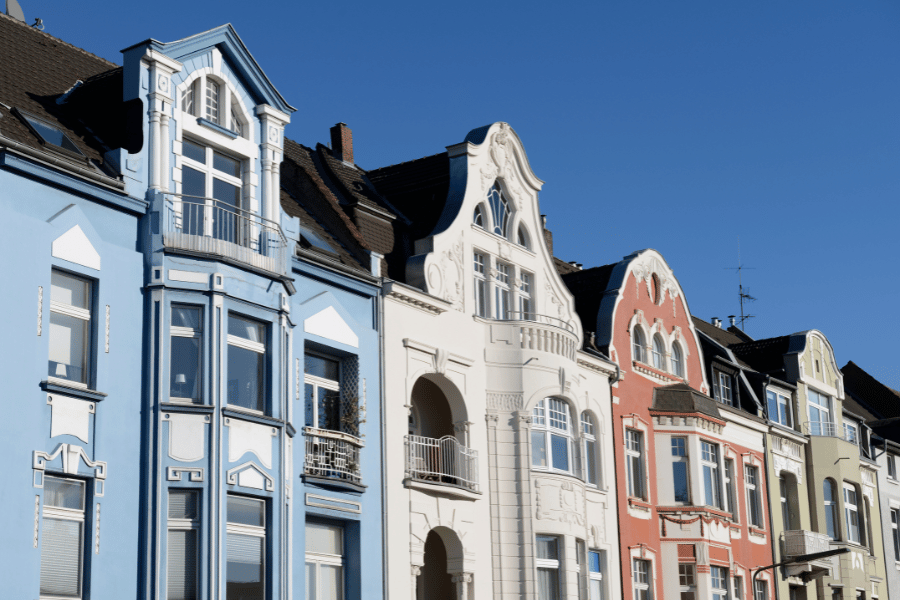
[[516, 224, 530, 249], [671, 343, 684, 378], [823, 478, 839, 539], [230, 102, 244, 137], [532, 398, 572, 473], [581, 412, 599, 486], [487, 182, 510, 238], [652, 335, 666, 371], [205, 79, 221, 124], [632, 327, 646, 363], [473, 204, 485, 229]]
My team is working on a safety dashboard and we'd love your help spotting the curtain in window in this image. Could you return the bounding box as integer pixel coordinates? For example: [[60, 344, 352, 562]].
[[537, 568, 559, 600]]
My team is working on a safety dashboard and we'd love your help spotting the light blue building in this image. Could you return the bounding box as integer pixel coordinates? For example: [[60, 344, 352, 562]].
[[1, 12, 383, 600]]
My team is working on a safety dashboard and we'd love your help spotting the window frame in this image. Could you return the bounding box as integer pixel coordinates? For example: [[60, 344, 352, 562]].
[[473, 252, 488, 318], [711, 566, 729, 600], [494, 261, 512, 320], [671, 343, 684, 378], [651, 334, 666, 371], [626, 429, 646, 500], [824, 478, 840, 540], [532, 398, 574, 475], [807, 389, 833, 435], [745, 464, 763, 528], [671, 437, 690, 504], [766, 390, 793, 429], [725, 458, 738, 522], [226, 313, 267, 414], [891, 508, 900, 562], [843, 421, 859, 445], [169, 304, 204, 404], [519, 270, 533, 317], [167, 489, 200, 600], [226, 495, 266, 600], [843, 482, 861, 544], [535, 535, 561, 600], [304, 351, 341, 432], [632, 327, 647, 364], [754, 580, 768, 600], [678, 563, 696, 599], [701, 441, 722, 509], [581, 412, 600, 488], [714, 372, 733, 405], [305, 521, 345, 600], [486, 181, 512, 238], [588, 549, 604, 600], [40, 475, 87, 600], [632, 558, 652, 600], [888, 454, 897, 480], [48, 269, 94, 389]]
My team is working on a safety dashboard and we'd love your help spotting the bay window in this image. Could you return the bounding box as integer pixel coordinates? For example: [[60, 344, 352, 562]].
[[745, 465, 762, 528], [170, 306, 202, 403], [701, 441, 722, 509], [532, 398, 572, 473], [167, 490, 199, 600], [671, 437, 690, 504], [626, 429, 646, 500], [306, 522, 344, 600], [49, 270, 92, 387], [40, 476, 86, 599], [536, 535, 560, 600], [227, 315, 266, 413], [226, 495, 265, 600], [304, 353, 341, 431]]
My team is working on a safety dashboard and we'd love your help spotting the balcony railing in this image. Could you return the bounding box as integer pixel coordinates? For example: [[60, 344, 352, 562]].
[[783, 530, 832, 557], [405, 435, 479, 493], [162, 194, 289, 275], [303, 427, 363, 485], [804, 421, 855, 444], [506, 311, 576, 334]]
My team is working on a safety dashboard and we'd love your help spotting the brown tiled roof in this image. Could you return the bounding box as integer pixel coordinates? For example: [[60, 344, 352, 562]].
[[560, 263, 617, 336], [0, 13, 121, 169], [842, 361, 900, 419], [317, 145, 400, 218]]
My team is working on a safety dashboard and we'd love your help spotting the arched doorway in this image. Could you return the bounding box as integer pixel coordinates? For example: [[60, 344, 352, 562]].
[[418, 530, 455, 600]]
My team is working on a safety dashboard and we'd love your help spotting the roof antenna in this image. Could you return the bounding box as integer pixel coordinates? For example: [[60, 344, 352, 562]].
[[724, 236, 756, 331], [32, 17, 43, 30]]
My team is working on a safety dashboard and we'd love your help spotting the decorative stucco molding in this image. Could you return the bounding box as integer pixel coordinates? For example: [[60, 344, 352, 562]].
[[167, 466, 204, 482], [534, 477, 586, 527], [34, 443, 107, 481], [486, 392, 524, 411], [165, 412, 209, 463], [48, 394, 94, 443], [225, 417, 277, 469], [226, 461, 275, 492]]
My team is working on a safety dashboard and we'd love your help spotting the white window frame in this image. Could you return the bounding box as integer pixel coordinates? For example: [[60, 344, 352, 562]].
[[486, 181, 511, 239], [843, 422, 859, 445], [180, 138, 243, 219], [766, 390, 793, 428], [745, 464, 762, 528], [715, 372, 733, 405], [304, 352, 341, 431], [170, 305, 203, 404], [226, 495, 265, 600], [473, 204, 486, 229], [807, 389, 833, 435], [651, 334, 666, 371], [582, 412, 600, 487], [633, 558, 652, 600], [205, 79, 221, 124], [536, 535, 561, 600], [725, 458, 738, 522], [671, 437, 690, 504], [671, 343, 684, 378], [519, 270, 533, 317], [588, 549, 604, 600], [678, 563, 696, 599], [754, 580, 768, 600], [702, 441, 722, 509], [495, 261, 512, 320], [824, 478, 840, 540], [843, 483, 861, 544], [305, 522, 344, 600], [887, 454, 897, 480], [40, 475, 86, 600], [626, 429, 646, 500], [226, 314, 267, 414], [532, 399, 573, 474], [167, 489, 200, 600], [48, 270, 93, 389], [890, 508, 900, 562], [733, 575, 744, 600], [632, 327, 647, 364], [473, 252, 488, 318], [517, 224, 531, 249], [711, 566, 729, 600]]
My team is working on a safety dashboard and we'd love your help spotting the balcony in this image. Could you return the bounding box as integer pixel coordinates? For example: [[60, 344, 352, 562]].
[[505, 312, 577, 361], [303, 427, 363, 489], [783, 530, 834, 581], [405, 435, 479, 494], [162, 195, 289, 276], [804, 421, 853, 442]]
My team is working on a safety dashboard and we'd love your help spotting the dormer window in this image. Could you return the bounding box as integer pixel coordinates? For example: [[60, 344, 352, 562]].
[[487, 181, 510, 237], [205, 79, 221, 124]]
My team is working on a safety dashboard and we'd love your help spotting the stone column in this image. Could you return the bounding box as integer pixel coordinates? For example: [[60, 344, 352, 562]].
[[410, 564, 421, 600], [451, 572, 473, 600]]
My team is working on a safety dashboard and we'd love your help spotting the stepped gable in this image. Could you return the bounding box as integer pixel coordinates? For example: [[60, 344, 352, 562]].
[[650, 382, 722, 421], [280, 138, 371, 273], [842, 360, 900, 419], [560, 262, 617, 345], [0, 13, 122, 166]]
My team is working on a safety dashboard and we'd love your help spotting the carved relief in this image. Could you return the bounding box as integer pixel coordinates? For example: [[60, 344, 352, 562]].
[[772, 455, 803, 484], [534, 478, 585, 527], [33, 443, 107, 480], [632, 254, 680, 307], [486, 393, 524, 411], [167, 467, 204, 482], [436, 233, 464, 311]]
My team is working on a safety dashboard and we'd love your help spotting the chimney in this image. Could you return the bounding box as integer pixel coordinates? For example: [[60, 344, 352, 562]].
[[541, 215, 553, 255], [330, 122, 354, 164], [728, 315, 736, 327], [712, 317, 721, 328]]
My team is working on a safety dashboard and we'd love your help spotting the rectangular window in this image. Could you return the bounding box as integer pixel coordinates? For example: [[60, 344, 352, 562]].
[[678, 564, 695, 600], [227, 315, 266, 413], [306, 521, 344, 600], [49, 270, 92, 387], [588, 550, 604, 600], [734, 576, 743, 600], [304, 353, 341, 431], [633, 559, 651, 600], [473, 252, 488, 318], [745, 465, 762, 528], [520, 271, 533, 317], [843, 422, 859, 445], [170, 306, 202, 403], [582, 414, 599, 487], [701, 441, 722, 509], [754, 580, 768, 600], [888, 455, 897, 480], [206, 79, 220, 124], [766, 390, 792, 428], [711, 566, 728, 600], [891, 508, 900, 561], [843, 484, 861, 544], [717, 373, 733, 405], [226, 495, 265, 600], [626, 430, 645, 500], [671, 438, 690, 503], [536, 535, 560, 600], [40, 476, 86, 599], [168, 490, 199, 600], [495, 262, 511, 319], [725, 459, 737, 521], [780, 476, 791, 531], [807, 390, 832, 436], [180, 139, 242, 242]]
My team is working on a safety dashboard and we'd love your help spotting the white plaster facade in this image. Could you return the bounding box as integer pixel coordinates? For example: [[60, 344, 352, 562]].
[[382, 123, 620, 600]]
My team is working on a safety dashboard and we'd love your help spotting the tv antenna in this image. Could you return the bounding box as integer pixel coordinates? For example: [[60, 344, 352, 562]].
[[724, 238, 756, 331]]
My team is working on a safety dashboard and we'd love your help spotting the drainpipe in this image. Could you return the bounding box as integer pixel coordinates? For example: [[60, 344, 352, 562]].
[[377, 282, 389, 600], [759, 374, 781, 600]]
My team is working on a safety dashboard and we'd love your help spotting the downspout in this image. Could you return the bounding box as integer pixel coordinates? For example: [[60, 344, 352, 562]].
[[760, 374, 781, 600], [377, 280, 389, 600]]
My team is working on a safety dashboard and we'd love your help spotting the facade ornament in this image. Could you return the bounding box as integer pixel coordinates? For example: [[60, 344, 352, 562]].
[[34, 443, 107, 480], [486, 393, 524, 411], [433, 232, 464, 311]]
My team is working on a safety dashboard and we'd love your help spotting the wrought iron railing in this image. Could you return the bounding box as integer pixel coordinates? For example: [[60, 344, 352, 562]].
[[505, 311, 576, 334], [303, 427, 363, 485], [404, 435, 479, 492], [783, 530, 831, 557], [162, 194, 289, 275]]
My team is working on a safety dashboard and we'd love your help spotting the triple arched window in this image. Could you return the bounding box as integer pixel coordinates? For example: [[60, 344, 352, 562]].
[[473, 180, 531, 249], [633, 325, 686, 379]]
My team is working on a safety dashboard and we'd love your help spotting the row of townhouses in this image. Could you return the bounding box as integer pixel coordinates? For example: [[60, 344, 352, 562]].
[[1, 13, 898, 600]]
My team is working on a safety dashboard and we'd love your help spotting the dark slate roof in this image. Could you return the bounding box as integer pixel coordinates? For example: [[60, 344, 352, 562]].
[[869, 418, 900, 445], [842, 394, 877, 423], [0, 13, 123, 171], [842, 361, 900, 420], [316, 144, 401, 219], [650, 383, 722, 421], [560, 263, 617, 336], [729, 335, 794, 376], [367, 152, 450, 241], [692, 317, 746, 347]]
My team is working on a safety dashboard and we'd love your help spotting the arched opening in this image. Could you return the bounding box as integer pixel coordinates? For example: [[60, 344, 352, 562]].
[[473, 204, 486, 230], [418, 530, 455, 600], [516, 224, 530, 249], [410, 377, 455, 439]]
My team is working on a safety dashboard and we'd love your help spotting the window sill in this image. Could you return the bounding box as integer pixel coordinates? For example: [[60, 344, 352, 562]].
[[41, 380, 107, 402], [196, 117, 239, 139], [222, 407, 283, 428], [160, 402, 215, 415], [403, 478, 481, 501], [628, 497, 652, 510], [302, 474, 366, 494]]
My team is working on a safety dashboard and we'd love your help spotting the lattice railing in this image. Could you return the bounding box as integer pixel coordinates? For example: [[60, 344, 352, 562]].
[[303, 427, 363, 485]]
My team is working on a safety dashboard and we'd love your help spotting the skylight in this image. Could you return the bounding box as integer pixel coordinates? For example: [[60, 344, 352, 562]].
[[298, 225, 336, 254], [22, 114, 83, 156]]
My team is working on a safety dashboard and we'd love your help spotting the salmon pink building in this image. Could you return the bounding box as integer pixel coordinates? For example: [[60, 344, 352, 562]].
[[563, 250, 775, 600]]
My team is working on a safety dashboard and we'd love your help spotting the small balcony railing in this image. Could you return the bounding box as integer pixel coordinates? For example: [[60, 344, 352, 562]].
[[405, 435, 479, 492], [804, 421, 855, 444], [303, 427, 363, 485], [783, 530, 832, 557], [506, 311, 576, 334], [162, 194, 289, 275]]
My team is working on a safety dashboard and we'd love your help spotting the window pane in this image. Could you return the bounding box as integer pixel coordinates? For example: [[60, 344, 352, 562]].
[[317, 387, 341, 430], [673, 462, 689, 502], [306, 354, 340, 381], [168, 528, 198, 600], [173, 306, 201, 329], [229, 316, 264, 343], [51, 271, 90, 309], [532, 431, 547, 467], [537, 567, 559, 600], [213, 178, 240, 209], [214, 151, 241, 177], [306, 562, 316, 600], [25, 115, 83, 154], [585, 440, 597, 485], [183, 140, 206, 164], [306, 522, 343, 555], [171, 336, 201, 400], [40, 518, 82, 597], [590, 579, 603, 600], [228, 345, 264, 411], [49, 311, 89, 383], [551, 434, 569, 471], [536, 536, 558, 560], [226, 533, 263, 596], [227, 496, 264, 527], [321, 564, 343, 600], [44, 477, 84, 510], [169, 490, 199, 520]]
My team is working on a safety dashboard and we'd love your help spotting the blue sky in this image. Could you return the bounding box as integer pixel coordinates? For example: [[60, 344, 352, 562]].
[[25, 0, 900, 389]]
